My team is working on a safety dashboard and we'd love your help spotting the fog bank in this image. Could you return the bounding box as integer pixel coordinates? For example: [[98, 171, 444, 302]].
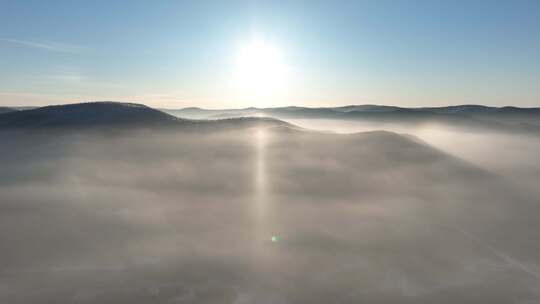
[[1, 126, 539, 303]]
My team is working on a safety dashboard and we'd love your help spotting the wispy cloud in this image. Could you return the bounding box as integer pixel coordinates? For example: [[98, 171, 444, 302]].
[[0, 38, 84, 53]]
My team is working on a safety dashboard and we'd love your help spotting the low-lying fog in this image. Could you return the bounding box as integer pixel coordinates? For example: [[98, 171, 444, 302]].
[[288, 118, 540, 190], [1, 123, 540, 303]]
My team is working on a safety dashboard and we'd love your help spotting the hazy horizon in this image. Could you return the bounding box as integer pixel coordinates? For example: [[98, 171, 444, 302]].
[[4, 101, 540, 111]]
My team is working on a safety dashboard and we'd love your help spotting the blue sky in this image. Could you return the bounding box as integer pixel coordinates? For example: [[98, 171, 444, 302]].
[[1, 0, 539, 108]]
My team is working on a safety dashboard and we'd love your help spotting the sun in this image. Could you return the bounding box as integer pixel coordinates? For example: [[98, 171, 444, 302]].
[[233, 39, 288, 105]]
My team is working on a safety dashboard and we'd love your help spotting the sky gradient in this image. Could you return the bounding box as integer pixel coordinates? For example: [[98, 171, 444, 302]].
[[1, 0, 539, 108]]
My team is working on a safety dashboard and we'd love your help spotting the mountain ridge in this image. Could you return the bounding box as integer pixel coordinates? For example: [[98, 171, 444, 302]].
[[0, 107, 17, 114], [162, 104, 540, 134], [0, 101, 294, 131]]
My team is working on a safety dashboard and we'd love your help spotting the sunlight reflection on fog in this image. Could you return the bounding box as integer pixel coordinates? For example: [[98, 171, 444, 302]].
[[254, 127, 278, 256]]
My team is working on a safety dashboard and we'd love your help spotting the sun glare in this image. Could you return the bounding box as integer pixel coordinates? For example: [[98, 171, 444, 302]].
[[233, 39, 288, 105]]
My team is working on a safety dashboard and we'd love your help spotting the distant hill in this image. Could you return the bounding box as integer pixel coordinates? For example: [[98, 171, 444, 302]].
[[164, 104, 540, 134], [12, 106, 38, 111], [4, 101, 537, 134], [0, 102, 292, 131], [0, 102, 183, 129], [0, 107, 17, 114], [165, 104, 540, 121], [163, 107, 259, 119]]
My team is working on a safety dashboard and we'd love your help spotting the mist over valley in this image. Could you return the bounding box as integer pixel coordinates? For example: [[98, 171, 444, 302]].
[[1, 102, 540, 303]]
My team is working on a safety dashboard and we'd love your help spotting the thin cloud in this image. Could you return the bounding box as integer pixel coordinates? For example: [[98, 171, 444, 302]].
[[0, 38, 84, 53]]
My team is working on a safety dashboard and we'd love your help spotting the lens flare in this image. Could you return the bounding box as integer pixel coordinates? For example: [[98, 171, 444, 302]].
[[233, 38, 288, 106]]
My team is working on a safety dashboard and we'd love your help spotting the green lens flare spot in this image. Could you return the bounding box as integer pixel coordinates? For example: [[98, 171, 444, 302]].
[[271, 235, 278, 242]]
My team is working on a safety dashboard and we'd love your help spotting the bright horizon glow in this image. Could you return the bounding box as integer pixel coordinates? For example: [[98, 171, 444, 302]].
[[232, 39, 289, 108]]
